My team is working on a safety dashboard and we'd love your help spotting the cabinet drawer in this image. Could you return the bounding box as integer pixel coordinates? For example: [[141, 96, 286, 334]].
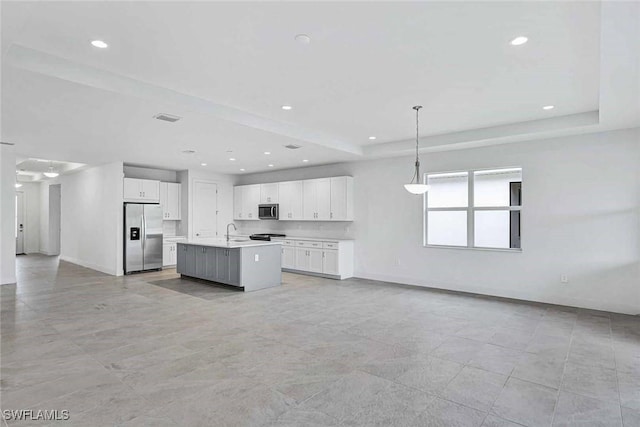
[[323, 242, 339, 249], [295, 240, 322, 248]]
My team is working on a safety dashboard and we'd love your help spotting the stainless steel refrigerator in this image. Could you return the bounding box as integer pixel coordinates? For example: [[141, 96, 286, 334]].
[[124, 203, 163, 274]]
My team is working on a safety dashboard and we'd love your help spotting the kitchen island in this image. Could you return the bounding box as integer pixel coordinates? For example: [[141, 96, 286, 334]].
[[176, 239, 282, 292]]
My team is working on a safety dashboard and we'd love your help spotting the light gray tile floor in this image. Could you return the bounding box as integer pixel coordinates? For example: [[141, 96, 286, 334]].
[[1, 254, 639, 426]]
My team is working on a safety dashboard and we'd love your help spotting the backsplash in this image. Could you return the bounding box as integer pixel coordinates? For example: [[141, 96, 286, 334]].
[[236, 221, 354, 240], [163, 221, 179, 236]]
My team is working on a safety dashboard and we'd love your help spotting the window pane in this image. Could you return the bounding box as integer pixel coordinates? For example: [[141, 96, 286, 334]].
[[427, 172, 468, 208], [474, 168, 522, 207], [474, 210, 521, 249], [427, 211, 467, 246]]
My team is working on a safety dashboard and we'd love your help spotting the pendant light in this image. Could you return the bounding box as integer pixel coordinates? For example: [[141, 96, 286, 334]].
[[43, 161, 59, 178], [404, 105, 430, 194]]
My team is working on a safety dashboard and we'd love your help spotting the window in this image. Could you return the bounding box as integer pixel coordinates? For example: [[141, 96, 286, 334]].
[[424, 168, 522, 250]]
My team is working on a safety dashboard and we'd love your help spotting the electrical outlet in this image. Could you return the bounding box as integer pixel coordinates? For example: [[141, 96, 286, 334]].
[[560, 275, 569, 284], [254, 254, 259, 262]]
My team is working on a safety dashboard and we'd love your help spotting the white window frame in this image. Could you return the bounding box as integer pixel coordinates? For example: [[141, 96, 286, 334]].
[[423, 167, 522, 252]]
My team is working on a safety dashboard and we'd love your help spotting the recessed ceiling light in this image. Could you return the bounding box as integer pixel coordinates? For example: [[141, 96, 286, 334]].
[[368, 136, 377, 140], [201, 163, 207, 166], [268, 164, 274, 167], [229, 158, 236, 161], [302, 159, 309, 163], [240, 168, 246, 172], [542, 105, 555, 110], [295, 34, 311, 44], [264, 151, 271, 155], [510, 36, 528, 46], [281, 105, 293, 110], [91, 40, 108, 49]]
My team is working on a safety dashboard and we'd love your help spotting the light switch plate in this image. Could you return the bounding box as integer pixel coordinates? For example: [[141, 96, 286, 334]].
[[254, 254, 259, 262]]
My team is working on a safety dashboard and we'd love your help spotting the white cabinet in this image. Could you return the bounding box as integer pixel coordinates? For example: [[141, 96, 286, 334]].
[[260, 183, 279, 204], [303, 178, 331, 220], [330, 176, 354, 221], [234, 184, 260, 220], [282, 245, 296, 269], [233, 176, 353, 222], [123, 178, 160, 202], [163, 242, 177, 266], [278, 181, 303, 220], [276, 239, 353, 279], [159, 182, 181, 220], [322, 250, 339, 275]]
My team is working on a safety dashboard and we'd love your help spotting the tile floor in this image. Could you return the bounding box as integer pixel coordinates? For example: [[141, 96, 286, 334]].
[[1, 255, 639, 426]]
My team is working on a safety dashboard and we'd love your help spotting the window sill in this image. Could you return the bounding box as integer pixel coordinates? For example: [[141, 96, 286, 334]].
[[423, 244, 522, 253]]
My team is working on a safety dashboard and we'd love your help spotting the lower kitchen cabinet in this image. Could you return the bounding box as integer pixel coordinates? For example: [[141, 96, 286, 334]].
[[281, 246, 296, 269], [276, 238, 354, 279], [162, 242, 178, 266], [177, 244, 197, 276], [216, 247, 240, 285]]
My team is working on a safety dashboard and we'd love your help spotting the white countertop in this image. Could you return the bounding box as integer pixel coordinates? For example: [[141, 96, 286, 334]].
[[271, 236, 354, 242], [178, 238, 281, 249], [163, 236, 187, 242]]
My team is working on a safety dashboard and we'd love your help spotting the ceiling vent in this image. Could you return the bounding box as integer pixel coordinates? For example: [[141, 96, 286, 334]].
[[284, 144, 302, 150], [153, 113, 181, 123]]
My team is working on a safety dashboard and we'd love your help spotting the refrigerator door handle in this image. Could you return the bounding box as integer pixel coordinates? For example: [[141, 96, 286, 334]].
[[141, 213, 146, 253]]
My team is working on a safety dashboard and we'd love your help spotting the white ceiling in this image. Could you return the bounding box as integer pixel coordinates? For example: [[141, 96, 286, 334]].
[[1, 1, 638, 174], [16, 157, 85, 182]]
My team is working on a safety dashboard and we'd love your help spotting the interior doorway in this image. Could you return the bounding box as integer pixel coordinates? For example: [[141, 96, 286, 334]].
[[49, 184, 61, 255], [15, 191, 24, 254]]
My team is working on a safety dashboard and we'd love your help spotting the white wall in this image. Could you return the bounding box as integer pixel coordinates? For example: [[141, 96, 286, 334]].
[[0, 144, 17, 285], [58, 162, 124, 275], [40, 178, 62, 255], [238, 128, 640, 315], [123, 165, 178, 183], [16, 182, 41, 253]]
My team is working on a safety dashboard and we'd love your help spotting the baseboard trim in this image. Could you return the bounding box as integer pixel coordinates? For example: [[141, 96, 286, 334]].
[[354, 271, 640, 316]]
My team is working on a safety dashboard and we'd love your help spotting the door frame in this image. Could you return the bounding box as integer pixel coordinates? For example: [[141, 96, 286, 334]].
[[15, 191, 25, 254]]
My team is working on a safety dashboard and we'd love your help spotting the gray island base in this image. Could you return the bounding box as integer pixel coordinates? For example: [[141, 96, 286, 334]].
[[176, 239, 282, 292]]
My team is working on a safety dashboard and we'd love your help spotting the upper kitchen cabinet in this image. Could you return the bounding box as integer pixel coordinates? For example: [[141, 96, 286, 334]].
[[303, 178, 331, 220], [260, 183, 279, 204], [233, 184, 260, 220], [278, 181, 303, 220], [159, 182, 181, 220], [123, 178, 160, 203], [330, 176, 354, 221]]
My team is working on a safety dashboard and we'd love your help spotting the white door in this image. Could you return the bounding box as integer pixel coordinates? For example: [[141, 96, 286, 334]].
[[15, 192, 24, 254], [330, 177, 347, 220], [294, 248, 309, 270], [123, 178, 141, 200], [282, 246, 296, 269], [193, 180, 217, 237], [323, 250, 339, 275], [260, 183, 279, 204], [167, 183, 181, 219], [141, 179, 160, 201], [243, 184, 260, 220], [303, 180, 317, 220], [233, 186, 243, 219], [316, 178, 331, 220], [308, 248, 324, 273], [159, 182, 169, 218]]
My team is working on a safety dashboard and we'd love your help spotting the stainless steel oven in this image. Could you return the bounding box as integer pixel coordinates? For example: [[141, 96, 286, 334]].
[[258, 204, 279, 220]]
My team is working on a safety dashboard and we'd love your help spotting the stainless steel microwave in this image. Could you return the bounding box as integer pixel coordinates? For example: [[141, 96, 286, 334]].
[[258, 204, 279, 220]]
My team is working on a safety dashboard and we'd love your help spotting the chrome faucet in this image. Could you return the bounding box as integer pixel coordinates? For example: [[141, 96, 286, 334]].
[[226, 223, 237, 243]]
